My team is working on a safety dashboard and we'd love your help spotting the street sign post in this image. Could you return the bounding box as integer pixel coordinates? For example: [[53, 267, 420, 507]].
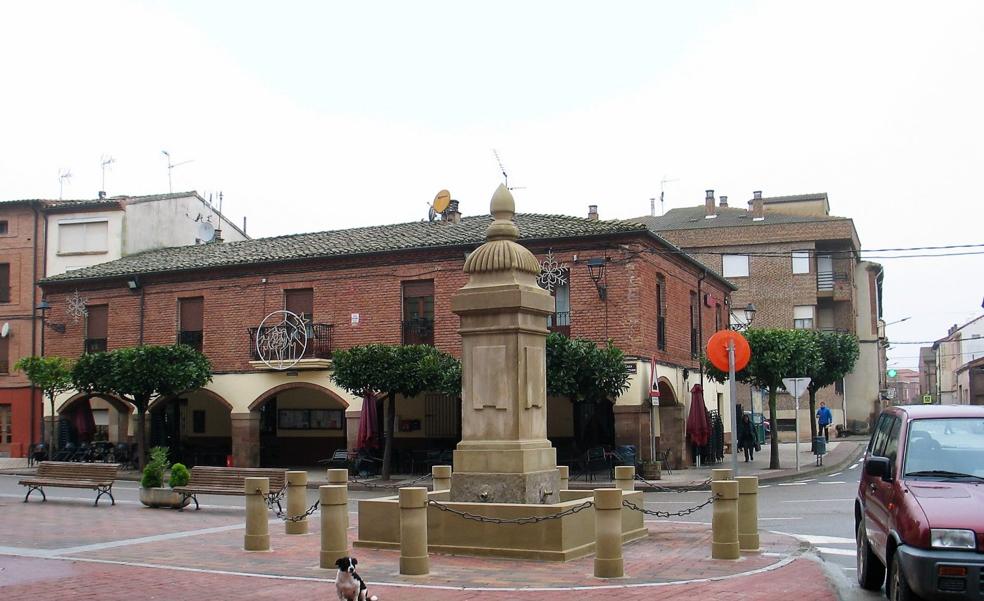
[[707, 331, 751, 477], [782, 377, 811, 471]]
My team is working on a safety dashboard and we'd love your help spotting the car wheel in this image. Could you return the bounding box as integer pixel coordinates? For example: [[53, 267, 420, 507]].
[[856, 519, 885, 591], [888, 551, 923, 601]]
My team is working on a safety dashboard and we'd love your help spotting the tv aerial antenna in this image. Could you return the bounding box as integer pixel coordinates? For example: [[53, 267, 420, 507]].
[[100, 155, 115, 193], [657, 176, 678, 216], [162, 150, 195, 193], [58, 169, 72, 200], [493, 149, 526, 191]]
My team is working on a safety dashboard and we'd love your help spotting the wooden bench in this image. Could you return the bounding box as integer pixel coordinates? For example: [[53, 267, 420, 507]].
[[173, 466, 288, 511], [19, 461, 120, 507]]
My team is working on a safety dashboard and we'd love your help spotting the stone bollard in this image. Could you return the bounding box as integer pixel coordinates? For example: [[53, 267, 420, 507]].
[[736, 476, 760, 551], [432, 465, 452, 492], [558, 465, 569, 490], [593, 488, 624, 578], [614, 465, 635, 492], [244, 477, 270, 551], [285, 471, 309, 535], [711, 479, 740, 559], [399, 487, 429, 575], [319, 484, 348, 569], [326, 468, 348, 485], [711, 468, 733, 482]]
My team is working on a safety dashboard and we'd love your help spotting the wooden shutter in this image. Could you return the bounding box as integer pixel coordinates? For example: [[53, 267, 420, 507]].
[[86, 305, 109, 339], [0, 263, 9, 303], [402, 280, 433, 298], [284, 289, 313, 318], [179, 297, 204, 331]]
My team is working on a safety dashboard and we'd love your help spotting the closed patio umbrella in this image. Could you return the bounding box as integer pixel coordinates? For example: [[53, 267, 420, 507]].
[[686, 384, 710, 464], [73, 398, 97, 443], [356, 391, 379, 449]]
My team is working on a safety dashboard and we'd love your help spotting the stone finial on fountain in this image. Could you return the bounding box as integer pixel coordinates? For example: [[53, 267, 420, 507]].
[[463, 184, 541, 275]]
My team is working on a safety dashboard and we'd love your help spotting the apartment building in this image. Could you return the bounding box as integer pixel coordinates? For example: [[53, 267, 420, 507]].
[[929, 315, 984, 406]]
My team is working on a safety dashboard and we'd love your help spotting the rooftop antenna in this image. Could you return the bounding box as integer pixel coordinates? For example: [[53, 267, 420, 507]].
[[161, 150, 195, 194], [100, 155, 115, 194], [58, 168, 72, 200], [659, 176, 678, 216], [492, 149, 526, 191]]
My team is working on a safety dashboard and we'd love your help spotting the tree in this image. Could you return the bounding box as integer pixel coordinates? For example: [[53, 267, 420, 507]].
[[331, 344, 461, 480], [704, 328, 821, 469], [72, 345, 212, 469], [14, 356, 74, 458], [546, 333, 631, 449], [805, 331, 860, 442]]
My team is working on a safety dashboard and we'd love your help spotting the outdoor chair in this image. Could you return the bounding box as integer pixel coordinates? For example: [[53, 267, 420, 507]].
[[318, 449, 353, 471], [352, 449, 383, 477], [657, 448, 673, 474], [53, 442, 76, 462], [29, 443, 48, 466]]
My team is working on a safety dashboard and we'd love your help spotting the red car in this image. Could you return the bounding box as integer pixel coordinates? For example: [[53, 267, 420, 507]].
[[856, 405, 984, 600]]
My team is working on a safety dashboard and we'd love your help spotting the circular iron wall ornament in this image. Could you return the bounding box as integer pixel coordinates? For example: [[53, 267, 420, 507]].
[[255, 310, 309, 370]]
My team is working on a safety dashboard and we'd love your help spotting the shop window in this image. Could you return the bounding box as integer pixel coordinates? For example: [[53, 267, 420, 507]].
[[0, 405, 11, 443]]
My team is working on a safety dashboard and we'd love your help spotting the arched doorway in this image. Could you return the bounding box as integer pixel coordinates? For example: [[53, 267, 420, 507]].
[[657, 378, 684, 470], [149, 389, 232, 467], [58, 393, 133, 446], [250, 383, 349, 467]]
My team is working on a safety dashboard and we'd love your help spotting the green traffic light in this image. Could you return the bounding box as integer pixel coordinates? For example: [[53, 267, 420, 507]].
[[887, 369, 897, 377]]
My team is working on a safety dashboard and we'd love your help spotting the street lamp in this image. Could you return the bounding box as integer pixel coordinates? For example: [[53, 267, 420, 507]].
[[728, 302, 757, 331], [585, 257, 608, 300]]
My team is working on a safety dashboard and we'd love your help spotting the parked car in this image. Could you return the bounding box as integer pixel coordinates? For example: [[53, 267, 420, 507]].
[[855, 405, 984, 600]]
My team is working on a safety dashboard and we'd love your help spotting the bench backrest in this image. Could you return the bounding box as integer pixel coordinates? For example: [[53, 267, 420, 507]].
[[188, 466, 288, 491], [36, 461, 120, 481]]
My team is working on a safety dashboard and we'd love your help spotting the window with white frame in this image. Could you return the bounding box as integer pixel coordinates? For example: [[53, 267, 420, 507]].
[[722, 254, 749, 278], [793, 305, 815, 329], [791, 251, 810, 274], [58, 220, 109, 254]]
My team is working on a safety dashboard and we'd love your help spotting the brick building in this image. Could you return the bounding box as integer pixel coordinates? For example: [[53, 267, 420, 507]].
[[38, 197, 735, 470], [886, 368, 920, 405], [0, 192, 245, 458], [930, 314, 984, 406], [634, 190, 884, 437]]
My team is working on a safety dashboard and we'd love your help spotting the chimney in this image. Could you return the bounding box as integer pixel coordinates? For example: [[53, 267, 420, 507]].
[[750, 190, 764, 220], [588, 205, 599, 221], [704, 190, 716, 217], [445, 199, 461, 224], [98, 191, 106, 199], [719, 195, 728, 208]]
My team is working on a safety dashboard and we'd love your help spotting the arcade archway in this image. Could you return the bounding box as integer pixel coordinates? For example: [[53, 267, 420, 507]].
[[149, 389, 232, 467], [250, 383, 349, 467], [657, 378, 684, 470]]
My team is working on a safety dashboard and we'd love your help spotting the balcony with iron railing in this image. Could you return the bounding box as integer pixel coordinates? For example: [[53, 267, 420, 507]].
[[817, 271, 850, 297], [548, 311, 570, 337], [179, 330, 204, 353], [402, 318, 434, 346], [84, 338, 107, 354], [248, 323, 334, 363]]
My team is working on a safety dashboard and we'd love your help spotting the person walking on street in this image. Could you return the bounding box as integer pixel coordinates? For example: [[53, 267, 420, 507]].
[[737, 413, 758, 462], [816, 401, 833, 442]]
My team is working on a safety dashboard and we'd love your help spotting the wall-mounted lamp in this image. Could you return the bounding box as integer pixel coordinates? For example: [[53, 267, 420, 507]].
[[727, 301, 757, 331], [126, 276, 141, 291], [585, 257, 607, 300]]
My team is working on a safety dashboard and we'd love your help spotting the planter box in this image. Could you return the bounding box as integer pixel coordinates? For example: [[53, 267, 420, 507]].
[[139, 487, 191, 509], [640, 461, 661, 480]]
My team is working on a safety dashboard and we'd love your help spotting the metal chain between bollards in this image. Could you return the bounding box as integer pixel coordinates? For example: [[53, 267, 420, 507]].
[[259, 487, 322, 522], [426, 499, 594, 524], [633, 475, 712, 493], [620, 495, 716, 518], [350, 473, 433, 489]]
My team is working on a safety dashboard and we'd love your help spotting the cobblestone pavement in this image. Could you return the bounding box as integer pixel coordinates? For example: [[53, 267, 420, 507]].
[[0, 491, 839, 600]]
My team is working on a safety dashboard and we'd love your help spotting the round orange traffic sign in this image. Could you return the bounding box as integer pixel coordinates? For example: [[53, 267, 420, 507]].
[[706, 330, 751, 372]]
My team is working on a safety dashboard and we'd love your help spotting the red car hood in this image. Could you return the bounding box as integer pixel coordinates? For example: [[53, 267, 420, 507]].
[[906, 480, 984, 531]]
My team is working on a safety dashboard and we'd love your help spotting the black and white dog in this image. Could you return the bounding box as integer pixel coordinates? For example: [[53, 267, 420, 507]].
[[334, 556, 378, 601]]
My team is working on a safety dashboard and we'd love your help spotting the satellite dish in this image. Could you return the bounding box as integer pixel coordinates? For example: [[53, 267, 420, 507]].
[[1, 322, 9, 338], [433, 189, 451, 213], [197, 221, 215, 242]]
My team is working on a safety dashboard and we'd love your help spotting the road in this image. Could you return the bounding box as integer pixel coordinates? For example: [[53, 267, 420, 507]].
[[0, 465, 883, 600]]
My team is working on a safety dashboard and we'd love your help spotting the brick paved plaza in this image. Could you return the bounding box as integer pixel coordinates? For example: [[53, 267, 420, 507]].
[[0, 490, 839, 600]]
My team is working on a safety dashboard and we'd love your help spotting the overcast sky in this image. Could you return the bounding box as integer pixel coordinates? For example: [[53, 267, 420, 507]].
[[2, 0, 981, 369]]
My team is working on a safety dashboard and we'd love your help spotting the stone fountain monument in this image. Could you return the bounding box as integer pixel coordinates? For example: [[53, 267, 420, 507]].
[[355, 184, 645, 560], [449, 183, 559, 504]]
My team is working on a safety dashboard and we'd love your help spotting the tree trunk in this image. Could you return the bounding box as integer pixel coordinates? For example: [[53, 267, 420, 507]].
[[381, 393, 396, 480], [136, 406, 147, 471], [808, 388, 818, 453], [768, 386, 780, 469], [48, 395, 56, 460]]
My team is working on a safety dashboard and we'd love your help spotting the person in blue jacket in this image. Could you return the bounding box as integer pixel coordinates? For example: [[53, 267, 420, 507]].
[[816, 401, 833, 442]]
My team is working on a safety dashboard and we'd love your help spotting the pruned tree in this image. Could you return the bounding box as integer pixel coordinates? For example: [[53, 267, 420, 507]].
[[705, 328, 821, 469], [331, 344, 461, 480], [14, 355, 74, 458], [72, 345, 212, 469], [546, 333, 631, 449], [805, 331, 860, 441]]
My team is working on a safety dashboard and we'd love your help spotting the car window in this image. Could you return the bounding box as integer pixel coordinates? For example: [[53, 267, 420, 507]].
[[869, 414, 894, 456], [904, 417, 984, 478], [883, 417, 901, 472]]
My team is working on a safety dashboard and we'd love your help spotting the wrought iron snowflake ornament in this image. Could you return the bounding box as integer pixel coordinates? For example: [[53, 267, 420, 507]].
[[537, 249, 568, 292], [66, 290, 88, 323]]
